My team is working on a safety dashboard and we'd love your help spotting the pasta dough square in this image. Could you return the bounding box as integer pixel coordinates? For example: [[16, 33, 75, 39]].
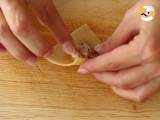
[[46, 24, 101, 66]]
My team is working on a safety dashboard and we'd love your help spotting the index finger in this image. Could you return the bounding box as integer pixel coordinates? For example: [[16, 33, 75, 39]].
[[29, 0, 75, 55], [79, 43, 142, 74]]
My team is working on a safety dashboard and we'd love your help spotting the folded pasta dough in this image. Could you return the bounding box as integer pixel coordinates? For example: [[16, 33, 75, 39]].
[[46, 24, 101, 66]]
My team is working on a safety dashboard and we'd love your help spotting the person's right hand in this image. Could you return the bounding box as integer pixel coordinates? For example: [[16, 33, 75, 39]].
[[0, 0, 75, 65], [79, 0, 160, 102]]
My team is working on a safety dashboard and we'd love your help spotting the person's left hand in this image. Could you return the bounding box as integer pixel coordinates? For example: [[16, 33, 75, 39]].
[[0, 0, 75, 65], [78, 0, 160, 102]]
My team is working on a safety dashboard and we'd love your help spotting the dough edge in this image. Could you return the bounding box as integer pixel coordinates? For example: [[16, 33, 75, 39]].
[[46, 24, 101, 67]]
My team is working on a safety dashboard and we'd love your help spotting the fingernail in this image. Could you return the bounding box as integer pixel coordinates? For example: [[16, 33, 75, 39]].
[[62, 41, 76, 55], [78, 68, 89, 74], [26, 56, 37, 65], [44, 46, 53, 58], [94, 44, 103, 53]]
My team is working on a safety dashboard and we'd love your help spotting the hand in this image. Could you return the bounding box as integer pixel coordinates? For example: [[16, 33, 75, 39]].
[[79, 0, 160, 102], [0, 0, 75, 65]]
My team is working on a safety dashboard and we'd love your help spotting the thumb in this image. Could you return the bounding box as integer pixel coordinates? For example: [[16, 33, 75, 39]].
[[95, 16, 139, 54]]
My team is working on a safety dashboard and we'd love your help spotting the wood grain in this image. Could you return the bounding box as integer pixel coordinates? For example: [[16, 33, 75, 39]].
[[0, 0, 160, 120]]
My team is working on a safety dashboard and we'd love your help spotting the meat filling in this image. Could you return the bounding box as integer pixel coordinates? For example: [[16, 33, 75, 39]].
[[77, 42, 99, 59]]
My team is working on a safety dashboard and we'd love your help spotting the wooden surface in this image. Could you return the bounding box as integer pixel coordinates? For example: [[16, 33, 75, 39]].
[[0, 0, 160, 120]]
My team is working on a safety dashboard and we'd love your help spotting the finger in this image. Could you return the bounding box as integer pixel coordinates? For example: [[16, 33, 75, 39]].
[[0, 10, 36, 64], [79, 40, 142, 74], [0, 43, 6, 53], [0, 0, 53, 57], [28, 0, 75, 55], [95, 13, 139, 54], [93, 63, 158, 89], [112, 77, 160, 102]]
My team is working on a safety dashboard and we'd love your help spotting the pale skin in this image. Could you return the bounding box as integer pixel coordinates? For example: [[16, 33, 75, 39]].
[[1, 0, 160, 102], [79, 0, 160, 102], [0, 0, 75, 65]]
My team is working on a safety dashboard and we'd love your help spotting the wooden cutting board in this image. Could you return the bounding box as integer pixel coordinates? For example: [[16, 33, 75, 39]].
[[0, 0, 160, 120]]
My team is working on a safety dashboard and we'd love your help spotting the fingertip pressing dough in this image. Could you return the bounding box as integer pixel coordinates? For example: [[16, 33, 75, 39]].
[[46, 24, 101, 67]]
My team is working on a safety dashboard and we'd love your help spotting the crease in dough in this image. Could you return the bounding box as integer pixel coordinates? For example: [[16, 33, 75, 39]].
[[46, 24, 101, 66]]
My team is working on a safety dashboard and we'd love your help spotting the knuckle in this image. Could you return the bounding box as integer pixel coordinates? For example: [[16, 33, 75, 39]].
[[12, 16, 29, 36]]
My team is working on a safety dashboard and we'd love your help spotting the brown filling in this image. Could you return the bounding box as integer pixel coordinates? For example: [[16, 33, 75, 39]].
[[77, 42, 99, 59]]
